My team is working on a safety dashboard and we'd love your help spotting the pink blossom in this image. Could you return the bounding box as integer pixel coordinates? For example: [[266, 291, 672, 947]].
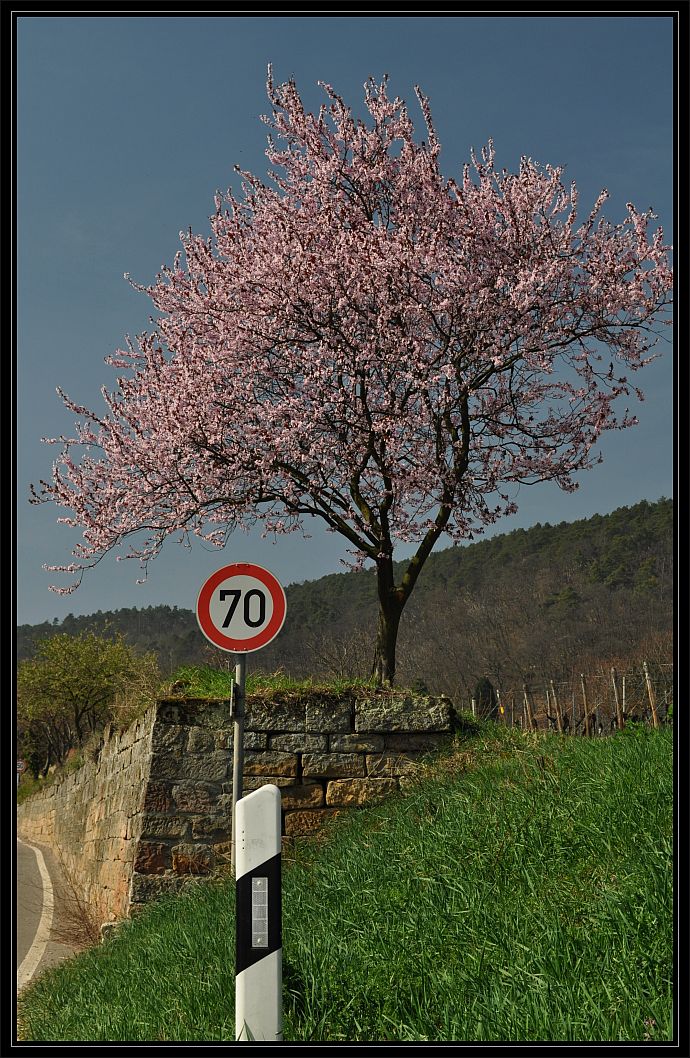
[[30, 71, 673, 683]]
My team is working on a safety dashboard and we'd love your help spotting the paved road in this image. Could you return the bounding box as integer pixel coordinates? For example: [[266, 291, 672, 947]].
[[16, 838, 86, 993]]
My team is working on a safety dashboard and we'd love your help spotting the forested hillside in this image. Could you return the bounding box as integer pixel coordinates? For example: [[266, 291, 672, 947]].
[[18, 498, 673, 697]]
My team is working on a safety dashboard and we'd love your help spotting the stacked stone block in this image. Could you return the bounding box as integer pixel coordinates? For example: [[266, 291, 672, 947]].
[[243, 691, 456, 837], [128, 698, 235, 909]]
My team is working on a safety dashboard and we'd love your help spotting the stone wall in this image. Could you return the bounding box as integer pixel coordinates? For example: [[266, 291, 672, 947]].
[[17, 691, 456, 924], [16, 708, 158, 925]]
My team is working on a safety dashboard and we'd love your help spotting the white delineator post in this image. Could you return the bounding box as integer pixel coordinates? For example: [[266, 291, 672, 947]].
[[235, 784, 283, 1042]]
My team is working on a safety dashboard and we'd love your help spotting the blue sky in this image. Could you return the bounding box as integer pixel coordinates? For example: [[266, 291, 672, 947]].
[[16, 13, 675, 627]]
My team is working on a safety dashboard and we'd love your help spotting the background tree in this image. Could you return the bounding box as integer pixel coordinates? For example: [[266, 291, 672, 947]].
[[31, 71, 672, 686], [473, 675, 498, 719], [17, 694, 73, 779], [17, 631, 161, 774]]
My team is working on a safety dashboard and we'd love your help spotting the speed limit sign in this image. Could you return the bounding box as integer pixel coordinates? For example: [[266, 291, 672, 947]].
[[196, 563, 287, 653]]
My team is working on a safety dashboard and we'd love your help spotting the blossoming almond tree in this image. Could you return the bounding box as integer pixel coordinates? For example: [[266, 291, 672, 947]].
[[31, 70, 673, 686]]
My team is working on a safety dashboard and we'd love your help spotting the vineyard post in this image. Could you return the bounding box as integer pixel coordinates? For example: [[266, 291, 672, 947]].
[[522, 684, 536, 732], [611, 667, 625, 731], [643, 661, 660, 728], [580, 674, 591, 737], [550, 679, 564, 734]]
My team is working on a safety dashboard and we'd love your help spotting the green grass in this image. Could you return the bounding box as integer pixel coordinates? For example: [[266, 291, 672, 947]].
[[17, 722, 673, 1043], [163, 664, 378, 699]]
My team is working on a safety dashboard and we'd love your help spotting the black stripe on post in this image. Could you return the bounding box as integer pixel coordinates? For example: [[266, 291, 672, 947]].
[[235, 851, 282, 975]]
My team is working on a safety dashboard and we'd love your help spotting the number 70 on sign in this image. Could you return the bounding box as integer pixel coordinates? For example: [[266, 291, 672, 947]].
[[196, 564, 287, 654]]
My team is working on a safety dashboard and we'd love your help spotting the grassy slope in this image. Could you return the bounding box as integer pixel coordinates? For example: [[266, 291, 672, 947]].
[[17, 722, 673, 1043]]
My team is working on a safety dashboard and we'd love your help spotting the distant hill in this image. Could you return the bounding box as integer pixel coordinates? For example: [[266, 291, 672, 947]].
[[17, 498, 673, 695]]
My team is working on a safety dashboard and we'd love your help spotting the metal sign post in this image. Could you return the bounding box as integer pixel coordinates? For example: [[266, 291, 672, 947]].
[[195, 562, 287, 876], [235, 784, 283, 1042], [231, 655, 246, 876]]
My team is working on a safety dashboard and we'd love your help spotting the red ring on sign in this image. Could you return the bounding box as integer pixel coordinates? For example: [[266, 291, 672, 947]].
[[196, 563, 287, 653]]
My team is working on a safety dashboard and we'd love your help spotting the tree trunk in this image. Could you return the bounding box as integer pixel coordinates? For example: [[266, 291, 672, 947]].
[[372, 556, 404, 687], [372, 598, 403, 687], [369, 493, 455, 686]]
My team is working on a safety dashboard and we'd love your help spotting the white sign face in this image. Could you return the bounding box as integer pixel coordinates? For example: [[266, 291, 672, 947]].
[[208, 574, 275, 641], [196, 563, 287, 653]]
